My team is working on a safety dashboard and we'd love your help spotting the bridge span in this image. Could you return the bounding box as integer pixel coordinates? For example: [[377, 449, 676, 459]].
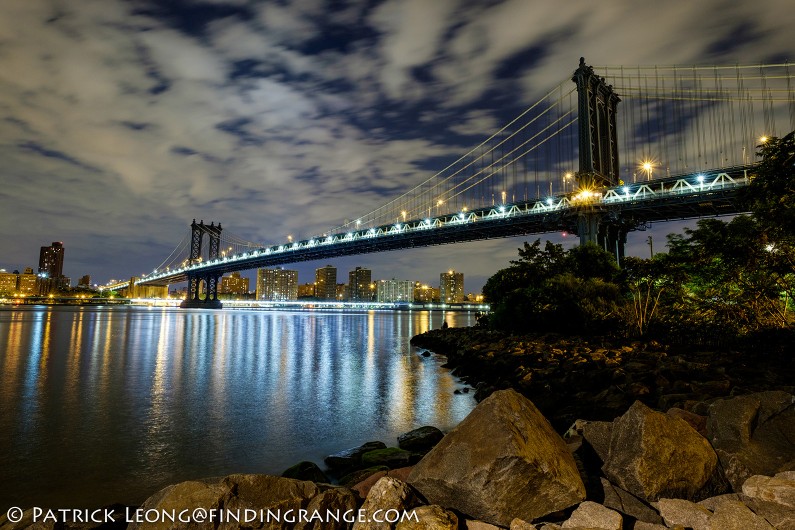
[[132, 166, 749, 289]]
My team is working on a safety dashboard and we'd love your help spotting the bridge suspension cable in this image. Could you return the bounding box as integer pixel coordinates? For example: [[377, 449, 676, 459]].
[[326, 80, 579, 235]]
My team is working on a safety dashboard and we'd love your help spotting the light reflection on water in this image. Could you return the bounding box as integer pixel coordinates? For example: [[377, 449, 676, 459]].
[[0, 306, 475, 510]]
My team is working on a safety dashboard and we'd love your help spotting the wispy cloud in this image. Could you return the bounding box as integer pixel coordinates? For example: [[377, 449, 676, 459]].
[[0, 0, 792, 286]]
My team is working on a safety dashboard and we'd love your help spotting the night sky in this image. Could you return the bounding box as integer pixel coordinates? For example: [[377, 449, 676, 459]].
[[1, 0, 792, 292]]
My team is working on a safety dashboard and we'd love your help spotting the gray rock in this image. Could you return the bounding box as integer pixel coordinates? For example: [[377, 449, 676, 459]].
[[340, 466, 391, 488], [219, 474, 330, 530], [602, 401, 718, 501], [463, 521, 503, 530], [408, 389, 585, 527], [296, 487, 359, 530], [129, 479, 232, 530], [353, 477, 420, 530], [707, 499, 774, 529], [600, 478, 662, 524], [509, 518, 536, 530], [632, 523, 668, 530], [395, 505, 458, 530], [744, 496, 795, 529], [657, 498, 712, 530], [707, 391, 795, 491], [582, 421, 613, 463], [698, 493, 745, 511], [361, 448, 415, 469], [561, 501, 622, 529], [742, 473, 795, 508], [666, 407, 707, 436], [397, 426, 445, 453], [326, 441, 388, 470], [282, 461, 330, 483]]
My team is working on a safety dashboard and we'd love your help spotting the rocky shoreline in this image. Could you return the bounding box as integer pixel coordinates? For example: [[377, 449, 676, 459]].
[[410, 327, 795, 431], [2, 330, 793, 530]]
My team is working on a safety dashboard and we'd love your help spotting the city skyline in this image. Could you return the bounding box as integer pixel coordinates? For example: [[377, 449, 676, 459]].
[[1, 1, 792, 293]]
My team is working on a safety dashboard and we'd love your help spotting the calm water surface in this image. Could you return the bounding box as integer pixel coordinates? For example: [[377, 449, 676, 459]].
[[0, 306, 475, 510]]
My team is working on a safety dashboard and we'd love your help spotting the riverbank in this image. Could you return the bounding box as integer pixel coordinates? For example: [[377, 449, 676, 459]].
[[410, 327, 795, 431]]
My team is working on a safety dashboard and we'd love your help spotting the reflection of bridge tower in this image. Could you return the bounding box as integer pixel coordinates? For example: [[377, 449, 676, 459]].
[[181, 219, 223, 309], [571, 57, 630, 263]]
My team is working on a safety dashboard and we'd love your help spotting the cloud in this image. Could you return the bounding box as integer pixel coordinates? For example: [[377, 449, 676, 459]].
[[0, 0, 792, 289]]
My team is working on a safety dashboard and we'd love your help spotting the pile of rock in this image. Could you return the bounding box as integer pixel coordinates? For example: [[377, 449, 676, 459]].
[[2, 390, 792, 530], [410, 328, 795, 431]]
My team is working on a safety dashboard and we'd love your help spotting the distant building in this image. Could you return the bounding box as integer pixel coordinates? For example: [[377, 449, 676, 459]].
[[0, 271, 16, 295], [78, 275, 91, 288], [17, 272, 37, 295], [38, 242, 64, 279], [336, 283, 347, 301], [220, 271, 249, 295], [414, 282, 440, 303], [314, 265, 337, 300], [297, 283, 315, 298], [348, 267, 372, 301], [377, 279, 415, 303], [440, 270, 464, 303], [256, 268, 298, 301]]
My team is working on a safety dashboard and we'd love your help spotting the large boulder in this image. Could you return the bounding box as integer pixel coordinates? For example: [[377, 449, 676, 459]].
[[352, 477, 420, 530], [742, 472, 795, 508], [602, 401, 718, 501], [395, 505, 458, 530], [219, 474, 342, 530], [326, 441, 388, 470], [707, 391, 795, 491], [600, 478, 663, 525], [296, 487, 359, 530], [128, 479, 232, 530], [407, 389, 585, 527], [282, 461, 330, 483], [361, 448, 415, 469], [657, 498, 712, 530], [397, 426, 444, 453], [561, 501, 622, 529], [707, 499, 774, 530]]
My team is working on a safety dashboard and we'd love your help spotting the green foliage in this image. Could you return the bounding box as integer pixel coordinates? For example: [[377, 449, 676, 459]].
[[482, 134, 795, 340], [484, 240, 623, 334], [748, 130, 795, 236]]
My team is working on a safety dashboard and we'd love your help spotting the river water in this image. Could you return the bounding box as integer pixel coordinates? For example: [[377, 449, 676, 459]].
[[0, 306, 476, 510]]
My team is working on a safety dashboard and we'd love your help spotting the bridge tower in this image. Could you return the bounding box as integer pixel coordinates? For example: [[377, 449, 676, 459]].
[[572, 57, 629, 263], [180, 220, 224, 309]]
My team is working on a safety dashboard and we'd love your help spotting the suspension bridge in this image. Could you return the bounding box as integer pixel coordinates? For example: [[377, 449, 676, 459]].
[[105, 58, 795, 308]]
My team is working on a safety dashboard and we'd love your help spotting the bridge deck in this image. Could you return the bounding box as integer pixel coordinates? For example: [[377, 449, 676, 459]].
[[137, 166, 751, 287]]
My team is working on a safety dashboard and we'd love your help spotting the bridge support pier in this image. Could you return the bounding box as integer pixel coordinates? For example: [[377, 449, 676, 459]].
[[180, 273, 223, 309], [179, 219, 224, 309], [576, 212, 627, 265]]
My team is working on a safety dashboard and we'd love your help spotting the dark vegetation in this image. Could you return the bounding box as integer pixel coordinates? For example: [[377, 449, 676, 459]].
[[482, 131, 795, 346]]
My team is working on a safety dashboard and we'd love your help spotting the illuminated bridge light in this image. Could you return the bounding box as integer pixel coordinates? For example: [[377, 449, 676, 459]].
[[499, 206, 506, 213], [622, 186, 629, 194], [546, 198, 554, 206], [697, 174, 705, 183]]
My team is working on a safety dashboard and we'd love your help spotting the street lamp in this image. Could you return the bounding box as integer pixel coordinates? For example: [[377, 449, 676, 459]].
[[563, 172, 573, 192], [641, 161, 654, 181]]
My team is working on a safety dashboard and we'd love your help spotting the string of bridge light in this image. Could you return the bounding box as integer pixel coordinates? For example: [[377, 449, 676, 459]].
[[140, 169, 750, 282]]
